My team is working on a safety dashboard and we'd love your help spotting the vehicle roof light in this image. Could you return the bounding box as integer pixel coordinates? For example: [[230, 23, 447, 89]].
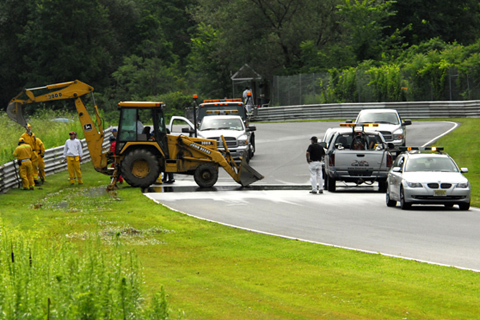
[[339, 123, 379, 128], [399, 146, 419, 151], [399, 146, 444, 152]]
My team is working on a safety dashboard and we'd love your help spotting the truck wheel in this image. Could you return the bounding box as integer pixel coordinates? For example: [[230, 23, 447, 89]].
[[248, 144, 255, 160], [378, 180, 387, 193], [250, 134, 255, 157], [194, 163, 218, 188], [327, 176, 336, 192], [121, 149, 161, 188]]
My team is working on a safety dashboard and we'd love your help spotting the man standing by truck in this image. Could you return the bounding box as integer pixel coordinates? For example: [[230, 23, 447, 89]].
[[306, 136, 325, 194]]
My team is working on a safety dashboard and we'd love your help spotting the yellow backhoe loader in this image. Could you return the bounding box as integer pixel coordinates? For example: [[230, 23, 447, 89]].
[[7, 80, 263, 190]]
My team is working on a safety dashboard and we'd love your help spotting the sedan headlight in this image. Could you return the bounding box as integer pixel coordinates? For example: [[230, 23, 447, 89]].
[[456, 182, 470, 188], [406, 181, 423, 188]]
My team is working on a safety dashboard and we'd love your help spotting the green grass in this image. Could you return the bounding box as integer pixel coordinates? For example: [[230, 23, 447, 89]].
[[0, 117, 479, 319]]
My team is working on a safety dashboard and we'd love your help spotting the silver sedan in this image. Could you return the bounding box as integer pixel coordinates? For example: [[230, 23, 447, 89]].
[[386, 152, 470, 210]]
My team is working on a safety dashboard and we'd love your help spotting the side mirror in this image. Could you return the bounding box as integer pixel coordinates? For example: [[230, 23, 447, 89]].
[[387, 143, 395, 150], [461, 168, 469, 173], [402, 119, 412, 126], [318, 142, 327, 148], [346, 120, 353, 124], [182, 127, 194, 134], [392, 167, 402, 172], [247, 126, 256, 132]]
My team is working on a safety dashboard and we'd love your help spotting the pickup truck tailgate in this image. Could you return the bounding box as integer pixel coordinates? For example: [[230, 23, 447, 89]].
[[333, 150, 389, 176]]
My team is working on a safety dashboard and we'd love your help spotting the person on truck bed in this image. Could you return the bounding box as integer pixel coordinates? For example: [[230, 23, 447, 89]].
[[352, 133, 366, 150]]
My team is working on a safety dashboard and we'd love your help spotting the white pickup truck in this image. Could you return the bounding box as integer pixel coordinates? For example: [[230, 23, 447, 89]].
[[323, 125, 394, 192], [168, 115, 256, 162], [349, 109, 412, 146]]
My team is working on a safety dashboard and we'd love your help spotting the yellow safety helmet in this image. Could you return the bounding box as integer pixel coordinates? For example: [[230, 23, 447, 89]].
[[18, 138, 25, 145], [26, 123, 31, 128]]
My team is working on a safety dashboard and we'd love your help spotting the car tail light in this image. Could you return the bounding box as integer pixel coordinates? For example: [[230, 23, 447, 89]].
[[386, 153, 393, 167]]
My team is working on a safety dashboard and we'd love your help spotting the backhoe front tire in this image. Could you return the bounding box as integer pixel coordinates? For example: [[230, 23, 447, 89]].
[[194, 163, 218, 188], [121, 149, 161, 188]]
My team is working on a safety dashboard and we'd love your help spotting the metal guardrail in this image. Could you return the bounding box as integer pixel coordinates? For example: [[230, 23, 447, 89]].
[[0, 128, 113, 193], [254, 100, 480, 121]]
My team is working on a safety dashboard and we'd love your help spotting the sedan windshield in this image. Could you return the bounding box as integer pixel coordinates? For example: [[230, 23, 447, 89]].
[[199, 118, 244, 131], [405, 157, 458, 172]]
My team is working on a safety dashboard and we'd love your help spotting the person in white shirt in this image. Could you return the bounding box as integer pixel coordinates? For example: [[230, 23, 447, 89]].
[[63, 131, 83, 185], [243, 87, 253, 113]]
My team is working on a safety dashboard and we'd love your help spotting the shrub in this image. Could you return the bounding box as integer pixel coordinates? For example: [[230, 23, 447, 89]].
[[0, 225, 170, 319]]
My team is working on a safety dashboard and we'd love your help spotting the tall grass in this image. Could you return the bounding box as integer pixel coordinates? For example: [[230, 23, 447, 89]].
[[0, 110, 82, 164], [0, 225, 170, 319]]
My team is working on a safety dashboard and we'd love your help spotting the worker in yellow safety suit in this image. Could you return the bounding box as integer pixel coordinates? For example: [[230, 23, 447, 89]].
[[63, 131, 83, 185], [13, 138, 35, 190], [20, 123, 40, 185], [36, 137, 46, 184]]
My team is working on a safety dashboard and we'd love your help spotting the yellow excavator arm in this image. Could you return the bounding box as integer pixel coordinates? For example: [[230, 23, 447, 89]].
[[7, 80, 109, 174]]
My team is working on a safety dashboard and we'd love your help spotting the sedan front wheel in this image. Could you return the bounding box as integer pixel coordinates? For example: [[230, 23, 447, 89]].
[[400, 186, 411, 210], [386, 192, 396, 207]]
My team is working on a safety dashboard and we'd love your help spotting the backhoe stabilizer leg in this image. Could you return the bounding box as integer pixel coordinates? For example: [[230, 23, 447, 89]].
[[106, 164, 120, 191]]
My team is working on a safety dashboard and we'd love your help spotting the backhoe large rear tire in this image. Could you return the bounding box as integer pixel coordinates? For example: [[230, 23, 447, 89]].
[[194, 163, 218, 188], [121, 149, 161, 188]]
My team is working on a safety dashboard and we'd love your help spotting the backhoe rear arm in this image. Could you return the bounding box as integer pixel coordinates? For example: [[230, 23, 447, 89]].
[[8, 80, 109, 174]]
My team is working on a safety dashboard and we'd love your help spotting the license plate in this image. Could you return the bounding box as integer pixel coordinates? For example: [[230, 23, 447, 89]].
[[434, 190, 446, 197]]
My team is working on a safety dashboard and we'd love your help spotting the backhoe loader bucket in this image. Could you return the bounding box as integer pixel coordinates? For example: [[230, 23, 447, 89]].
[[7, 102, 27, 127], [238, 151, 264, 186]]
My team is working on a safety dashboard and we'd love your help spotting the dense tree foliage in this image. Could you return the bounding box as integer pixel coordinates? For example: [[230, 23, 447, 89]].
[[2, 0, 480, 116]]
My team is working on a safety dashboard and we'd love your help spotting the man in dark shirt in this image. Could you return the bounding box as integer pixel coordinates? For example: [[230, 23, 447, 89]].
[[306, 136, 326, 194]]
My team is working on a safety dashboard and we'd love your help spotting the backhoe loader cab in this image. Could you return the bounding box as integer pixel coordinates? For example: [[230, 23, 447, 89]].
[[113, 102, 170, 188]]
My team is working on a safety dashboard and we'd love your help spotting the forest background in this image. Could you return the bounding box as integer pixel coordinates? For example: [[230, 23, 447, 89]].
[[2, 0, 480, 122]]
